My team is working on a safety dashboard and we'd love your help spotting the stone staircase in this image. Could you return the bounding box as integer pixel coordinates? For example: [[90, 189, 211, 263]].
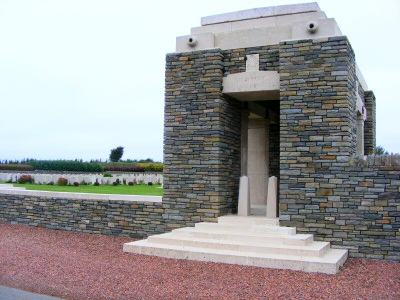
[[123, 215, 348, 274]]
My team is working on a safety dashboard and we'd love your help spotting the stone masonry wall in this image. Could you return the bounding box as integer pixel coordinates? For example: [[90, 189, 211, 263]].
[[0, 194, 165, 238], [279, 156, 400, 261], [279, 36, 357, 223], [223, 45, 280, 74], [163, 49, 242, 229], [269, 123, 280, 178], [278, 36, 398, 260], [163, 45, 283, 229]]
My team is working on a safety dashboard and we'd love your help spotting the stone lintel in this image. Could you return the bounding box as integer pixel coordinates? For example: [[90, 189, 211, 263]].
[[201, 2, 320, 25], [222, 71, 279, 101]]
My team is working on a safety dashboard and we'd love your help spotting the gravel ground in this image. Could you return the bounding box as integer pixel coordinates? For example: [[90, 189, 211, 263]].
[[0, 223, 399, 300]]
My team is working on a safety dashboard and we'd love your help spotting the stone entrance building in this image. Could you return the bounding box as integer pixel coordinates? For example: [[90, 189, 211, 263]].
[[161, 3, 400, 261], [163, 3, 375, 225]]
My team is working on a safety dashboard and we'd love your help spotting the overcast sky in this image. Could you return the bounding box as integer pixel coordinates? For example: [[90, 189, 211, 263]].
[[1, 0, 399, 162]]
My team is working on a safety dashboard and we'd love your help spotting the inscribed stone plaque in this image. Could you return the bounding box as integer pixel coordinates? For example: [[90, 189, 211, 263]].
[[246, 54, 259, 72]]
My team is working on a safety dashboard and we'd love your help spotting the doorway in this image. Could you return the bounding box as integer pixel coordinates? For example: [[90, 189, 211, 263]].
[[241, 100, 279, 215]]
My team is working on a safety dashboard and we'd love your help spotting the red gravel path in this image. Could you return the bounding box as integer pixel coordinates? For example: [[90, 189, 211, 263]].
[[0, 223, 399, 300]]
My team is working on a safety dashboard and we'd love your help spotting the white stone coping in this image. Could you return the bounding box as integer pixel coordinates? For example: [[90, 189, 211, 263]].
[[356, 64, 368, 91], [0, 188, 162, 203], [201, 3, 320, 25]]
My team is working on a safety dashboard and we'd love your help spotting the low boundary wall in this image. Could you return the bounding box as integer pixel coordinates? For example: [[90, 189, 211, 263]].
[[0, 189, 165, 238], [1, 155, 399, 261], [0, 172, 163, 186], [280, 155, 400, 261]]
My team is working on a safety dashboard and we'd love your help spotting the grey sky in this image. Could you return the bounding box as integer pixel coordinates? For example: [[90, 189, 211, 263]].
[[1, 0, 399, 162]]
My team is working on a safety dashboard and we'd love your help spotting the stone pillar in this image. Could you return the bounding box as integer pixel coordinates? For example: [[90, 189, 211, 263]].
[[238, 176, 250, 216], [248, 119, 269, 206], [278, 36, 357, 232], [364, 91, 376, 154], [241, 111, 250, 176], [356, 113, 364, 156], [269, 123, 280, 178], [266, 176, 278, 218], [163, 49, 242, 229]]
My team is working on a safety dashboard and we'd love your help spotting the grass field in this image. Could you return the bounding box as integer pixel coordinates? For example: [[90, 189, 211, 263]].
[[11, 183, 163, 196]]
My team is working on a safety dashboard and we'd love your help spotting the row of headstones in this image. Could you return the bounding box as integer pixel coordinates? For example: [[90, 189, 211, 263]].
[[0, 173, 163, 185]]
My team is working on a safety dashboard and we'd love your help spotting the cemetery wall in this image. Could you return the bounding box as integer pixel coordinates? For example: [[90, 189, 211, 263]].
[[0, 193, 165, 238], [0, 172, 163, 186], [280, 157, 400, 261]]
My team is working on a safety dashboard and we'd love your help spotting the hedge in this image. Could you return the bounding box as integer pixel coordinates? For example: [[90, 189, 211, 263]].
[[0, 164, 34, 171], [27, 160, 104, 172], [103, 165, 145, 172], [137, 163, 163, 172], [0, 161, 163, 173]]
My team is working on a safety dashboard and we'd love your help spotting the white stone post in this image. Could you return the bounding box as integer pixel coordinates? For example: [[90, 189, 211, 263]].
[[238, 176, 250, 216], [266, 176, 278, 218]]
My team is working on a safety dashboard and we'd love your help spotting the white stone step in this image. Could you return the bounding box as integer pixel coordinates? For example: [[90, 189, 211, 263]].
[[217, 215, 279, 226], [123, 216, 349, 274], [0, 184, 26, 190], [148, 233, 331, 257], [0, 184, 14, 189], [123, 239, 348, 274], [171, 227, 314, 246], [195, 222, 296, 235]]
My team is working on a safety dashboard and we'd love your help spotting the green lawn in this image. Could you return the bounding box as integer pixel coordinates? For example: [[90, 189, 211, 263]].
[[11, 183, 163, 196]]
